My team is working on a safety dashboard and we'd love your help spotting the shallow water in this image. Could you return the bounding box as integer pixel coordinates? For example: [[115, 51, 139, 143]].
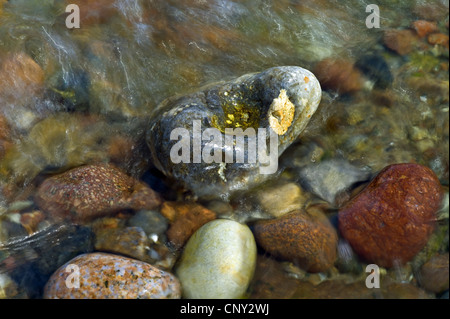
[[0, 0, 449, 299]]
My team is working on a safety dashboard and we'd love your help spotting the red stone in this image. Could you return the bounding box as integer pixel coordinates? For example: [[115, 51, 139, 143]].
[[338, 163, 443, 268]]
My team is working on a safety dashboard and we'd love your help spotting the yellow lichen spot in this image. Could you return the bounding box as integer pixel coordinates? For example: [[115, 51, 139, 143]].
[[227, 114, 235, 121], [268, 89, 295, 135]]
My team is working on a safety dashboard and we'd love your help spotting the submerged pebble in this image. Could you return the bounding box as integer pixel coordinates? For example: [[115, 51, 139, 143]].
[[419, 253, 449, 294], [43, 252, 181, 299], [175, 219, 256, 299], [160, 201, 216, 249], [339, 163, 444, 268], [297, 159, 371, 207], [146, 66, 321, 199], [252, 207, 338, 273], [34, 163, 162, 223]]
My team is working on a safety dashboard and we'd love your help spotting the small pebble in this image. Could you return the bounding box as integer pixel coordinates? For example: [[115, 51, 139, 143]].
[[255, 181, 308, 217], [44, 252, 181, 299], [160, 201, 216, 249], [383, 29, 419, 55], [175, 219, 256, 299], [419, 253, 449, 294], [411, 20, 439, 38], [252, 207, 338, 273]]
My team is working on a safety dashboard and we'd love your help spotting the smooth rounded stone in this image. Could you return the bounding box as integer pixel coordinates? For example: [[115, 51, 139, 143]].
[[44, 252, 181, 299], [252, 207, 338, 273], [147, 66, 321, 199], [175, 219, 257, 299], [34, 163, 162, 223], [419, 253, 449, 294], [297, 159, 371, 207], [339, 163, 444, 268]]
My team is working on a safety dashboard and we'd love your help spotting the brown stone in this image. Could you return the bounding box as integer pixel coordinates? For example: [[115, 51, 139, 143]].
[[65, 0, 119, 26], [34, 163, 162, 223], [313, 58, 363, 94], [252, 208, 338, 273], [428, 33, 449, 48], [338, 163, 443, 268], [160, 201, 216, 249], [419, 253, 449, 294], [411, 20, 439, 38], [0, 52, 44, 102], [383, 29, 419, 55], [94, 226, 149, 261]]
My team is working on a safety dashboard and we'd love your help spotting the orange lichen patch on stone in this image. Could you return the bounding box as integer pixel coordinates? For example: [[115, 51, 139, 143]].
[[34, 163, 162, 223], [411, 20, 439, 38], [338, 163, 443, 268], [383, 29, 419, 55], [252, 207, 338, 273], [160, 201, 216, 249], [428, 33, 449, 48]]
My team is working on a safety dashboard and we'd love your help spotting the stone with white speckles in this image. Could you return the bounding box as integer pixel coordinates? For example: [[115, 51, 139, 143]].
[[175, 219, 257, 299], [43, 252, 181, 299]]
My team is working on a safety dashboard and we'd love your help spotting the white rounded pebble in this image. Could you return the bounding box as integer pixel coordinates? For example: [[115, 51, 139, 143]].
[[175, 219, 257, 299]]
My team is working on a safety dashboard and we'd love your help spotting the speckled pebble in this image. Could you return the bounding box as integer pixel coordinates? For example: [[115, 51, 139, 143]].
[[43, 252, 181, 299]]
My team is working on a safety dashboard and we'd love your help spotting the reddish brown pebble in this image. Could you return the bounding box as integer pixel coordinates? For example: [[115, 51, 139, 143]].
[[34, 163, 162, 223], [338, 163, 443, 268], [383, 29, 419, 55], [428, 33, 449, 48], [20, 211, 46, 234], [412, 20, 438, 38], [252, 208, 338, 273], [313, 58, 363, 94], [419, 253, 449, 294], [43, 252, 181, 299], [160, 201, 216, 249]]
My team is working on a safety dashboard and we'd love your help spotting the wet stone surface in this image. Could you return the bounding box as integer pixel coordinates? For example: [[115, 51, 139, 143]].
[[43, 252, 181, 299], [339, 163, 444, 268], [147, 66, 322, 199]]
